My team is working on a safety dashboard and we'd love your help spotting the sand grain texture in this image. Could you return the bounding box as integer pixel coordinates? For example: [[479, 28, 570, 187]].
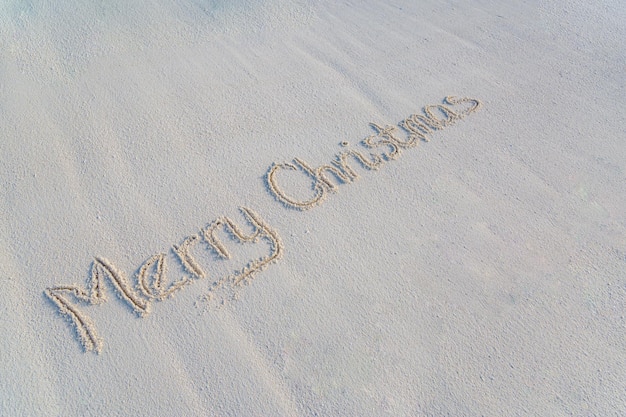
[[1, 0, 625, 416]]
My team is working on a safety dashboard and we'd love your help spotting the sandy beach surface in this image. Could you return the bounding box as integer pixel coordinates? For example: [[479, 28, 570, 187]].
[[1, 1, 625, 415]]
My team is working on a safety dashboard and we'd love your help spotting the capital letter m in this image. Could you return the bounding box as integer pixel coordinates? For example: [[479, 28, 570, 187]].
[[45, 257, 150, 353]]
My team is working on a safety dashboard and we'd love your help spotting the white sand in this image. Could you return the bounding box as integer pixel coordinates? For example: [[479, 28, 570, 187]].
[[1, 1, 625, 415]]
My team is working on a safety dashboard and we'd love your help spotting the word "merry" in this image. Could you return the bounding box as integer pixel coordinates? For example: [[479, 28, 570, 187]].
[[45, 207, 283, 353]]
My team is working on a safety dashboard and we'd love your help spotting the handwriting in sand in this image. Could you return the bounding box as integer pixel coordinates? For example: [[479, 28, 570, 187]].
[[45, 96, 481, 353]]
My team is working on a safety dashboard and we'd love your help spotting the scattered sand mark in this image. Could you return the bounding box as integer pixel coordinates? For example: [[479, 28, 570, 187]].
[[267, 96, 482, 210], [202, 207, 284, 303]]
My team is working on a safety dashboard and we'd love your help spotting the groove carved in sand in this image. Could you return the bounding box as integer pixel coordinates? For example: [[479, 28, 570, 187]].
[[202, 207, 283, 300], [46, 207, 281, 353], [45, 257, 150, 353], [45, 95, 480, 353], [266, 96, 482, 210]]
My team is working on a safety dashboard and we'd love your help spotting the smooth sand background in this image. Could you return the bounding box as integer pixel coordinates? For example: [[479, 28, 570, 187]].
[[1, 1, 625, 415]]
